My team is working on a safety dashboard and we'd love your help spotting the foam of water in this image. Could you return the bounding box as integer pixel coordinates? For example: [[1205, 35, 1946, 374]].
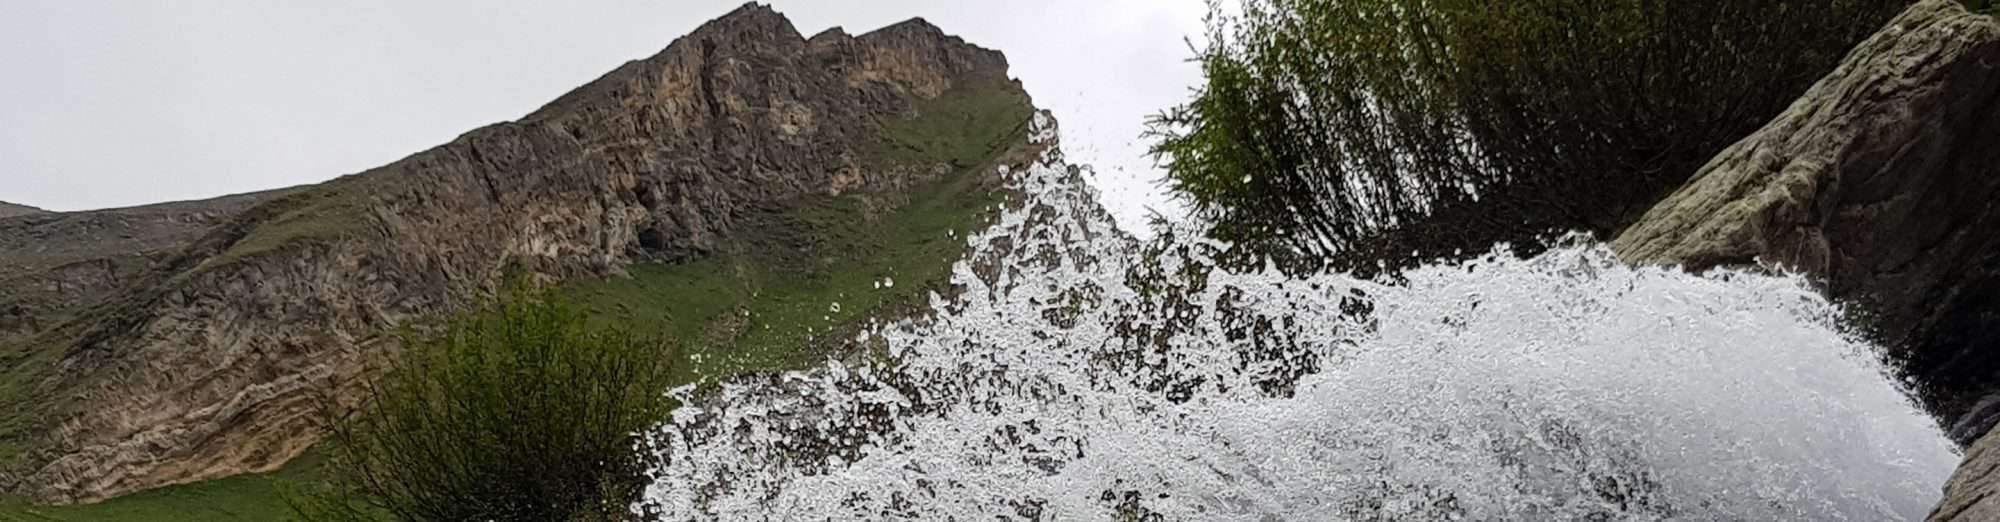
[[635, 114, 1957, 521]]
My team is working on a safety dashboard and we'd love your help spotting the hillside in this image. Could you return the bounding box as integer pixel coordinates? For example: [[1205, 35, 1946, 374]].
[[0, 2, 1038, 511], [0, 190, 295, 348], [0, 204, 41, 219]]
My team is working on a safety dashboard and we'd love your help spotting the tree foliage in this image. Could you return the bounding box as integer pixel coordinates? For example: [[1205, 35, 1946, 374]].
[[290, 288, 676, 522], [1150, 0, 1911, 273]]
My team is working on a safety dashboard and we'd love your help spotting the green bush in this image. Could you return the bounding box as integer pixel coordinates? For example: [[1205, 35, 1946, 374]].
[[1150, 0, 1910, 273], [289, 288, 676, 522]]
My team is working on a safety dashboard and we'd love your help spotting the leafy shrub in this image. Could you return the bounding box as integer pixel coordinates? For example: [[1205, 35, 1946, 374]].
[[289, 288, 676, 522], [1150, 0, 1910, 274]]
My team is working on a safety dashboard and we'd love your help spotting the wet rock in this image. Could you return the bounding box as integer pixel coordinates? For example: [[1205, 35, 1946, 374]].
[[1613, 0, 2000, 439], [1934, 426, 2000, 521], [1605, 1, 2000, 518]]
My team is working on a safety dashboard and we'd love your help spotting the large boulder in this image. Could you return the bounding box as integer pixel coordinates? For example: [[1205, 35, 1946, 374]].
[[1613, 0, 2000, 437], [1608, 1, 2000, 518]]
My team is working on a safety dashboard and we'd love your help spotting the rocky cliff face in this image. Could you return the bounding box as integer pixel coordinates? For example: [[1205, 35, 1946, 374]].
[[0, 3, 1035, 503], [1605, 1, 2000, 517]]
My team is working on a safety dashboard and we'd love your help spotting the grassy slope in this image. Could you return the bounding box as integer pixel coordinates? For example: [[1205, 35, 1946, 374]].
[[0, 452, 332, 522], [0, 74, 1032, 521], [572, 160, 1008, 386], [579, 71, 1032, 388]]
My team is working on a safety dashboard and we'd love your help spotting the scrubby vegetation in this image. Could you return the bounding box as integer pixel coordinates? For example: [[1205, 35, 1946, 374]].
[[287, 289, 675, 522], [1150, 0, 1912, 273]]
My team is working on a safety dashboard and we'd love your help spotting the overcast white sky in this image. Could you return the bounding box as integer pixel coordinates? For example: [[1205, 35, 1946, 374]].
[[0, 0, 1202, 232]]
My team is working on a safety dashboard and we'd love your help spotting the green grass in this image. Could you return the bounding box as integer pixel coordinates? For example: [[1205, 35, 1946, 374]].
[[569, 164, 1014, 388], [0, 70, 1031, 521], [870, 72, 1034, 170], [571, 69, 1032, 388], [0, 450, 330, 522], [200, 177, 371, 270]]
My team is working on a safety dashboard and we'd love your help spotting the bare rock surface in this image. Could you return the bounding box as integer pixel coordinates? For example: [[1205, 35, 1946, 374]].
[[1935, 426, 2000, 521], [0, 3, 1032, 503]]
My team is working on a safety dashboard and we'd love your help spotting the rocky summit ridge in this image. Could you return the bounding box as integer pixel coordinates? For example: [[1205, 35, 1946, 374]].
[[0, 2, 1037, 503]]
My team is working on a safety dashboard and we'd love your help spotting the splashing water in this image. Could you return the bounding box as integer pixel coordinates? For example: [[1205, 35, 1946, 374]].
[[636, 114, 1956, 520]]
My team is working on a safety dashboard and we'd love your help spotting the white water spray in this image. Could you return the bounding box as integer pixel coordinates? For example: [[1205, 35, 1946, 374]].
[[637, 114, 1956, 520]]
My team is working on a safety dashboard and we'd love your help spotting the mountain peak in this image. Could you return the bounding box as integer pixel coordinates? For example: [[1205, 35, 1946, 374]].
[[868, 16, 946, 38], [526, 3, 1006, 122], [689, 2, 801, 41]]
